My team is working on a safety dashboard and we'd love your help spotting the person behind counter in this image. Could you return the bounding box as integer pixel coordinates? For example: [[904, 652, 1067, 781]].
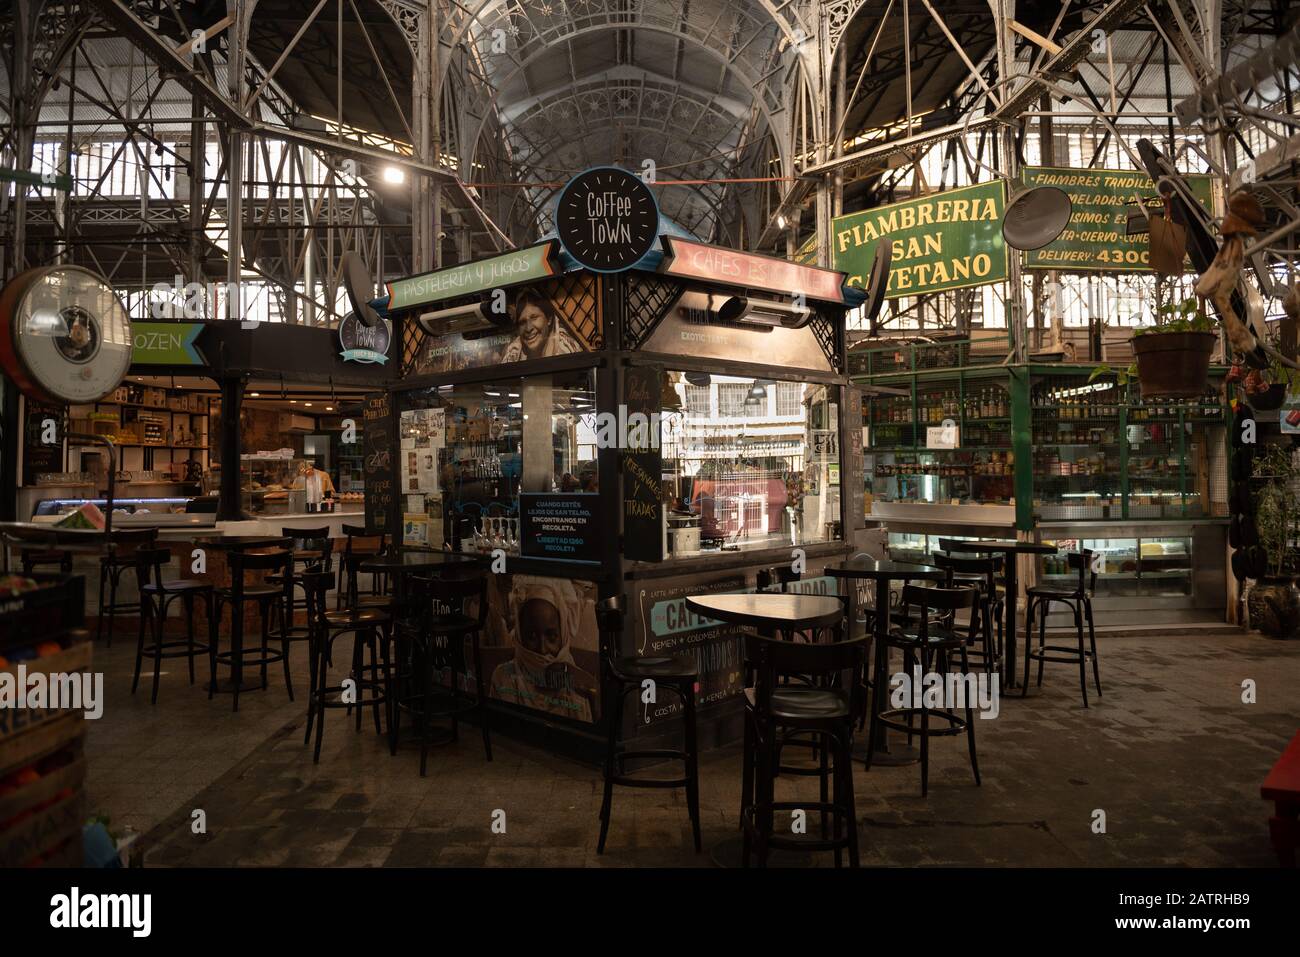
[[490, 578, 596, 722], [500, 289, 582, 362], [292, 460, 337, 505]]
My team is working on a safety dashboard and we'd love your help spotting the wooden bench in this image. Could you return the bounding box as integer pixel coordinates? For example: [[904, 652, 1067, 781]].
[[1262, 729, 1300, 867]]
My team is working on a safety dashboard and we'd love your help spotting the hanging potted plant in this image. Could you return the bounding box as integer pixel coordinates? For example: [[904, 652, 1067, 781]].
[[1247, 444, 1300, 640], [1130, 294, 1217, 399]]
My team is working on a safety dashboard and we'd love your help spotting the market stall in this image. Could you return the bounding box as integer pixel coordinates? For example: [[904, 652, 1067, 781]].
[[375, 221, 863, 745], [851, 339, 1230, 626]]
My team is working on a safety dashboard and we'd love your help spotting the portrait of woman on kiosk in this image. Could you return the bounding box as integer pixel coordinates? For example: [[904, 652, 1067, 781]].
[[499, 289, 582, 363]]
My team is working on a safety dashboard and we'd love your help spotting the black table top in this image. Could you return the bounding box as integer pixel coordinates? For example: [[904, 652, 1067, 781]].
[[824, 558, 946, 580], [945, 539, 1058, 555], [190, 535, 293, 550], [359, 551, 480, 573], [685, 592, 844, 630]]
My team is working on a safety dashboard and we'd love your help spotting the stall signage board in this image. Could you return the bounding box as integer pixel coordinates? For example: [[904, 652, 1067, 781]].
[[622, 364, 664, 562], [631, 573, 749, 727], [843, 388, 865, 530], [926, 424, 959, 449], [520, 493, 600, 563], [338, 313, 391, 364], [130, 322, 204, 365], [832, 181, 1008, 298], [661, 236, 846, 303], [362, 392, 396, 534], [385, 241, 559, 312], [1020, 166, 1213, 271], [22, 399, 63, 486], [555, 167, 660, 272]]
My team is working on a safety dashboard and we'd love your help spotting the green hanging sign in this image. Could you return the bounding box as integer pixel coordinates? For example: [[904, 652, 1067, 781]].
[[384, 241, 560, 312], [130, 322, 205, 365], [1020, 166, 1214, 271], [832, 181, 1008, 298]]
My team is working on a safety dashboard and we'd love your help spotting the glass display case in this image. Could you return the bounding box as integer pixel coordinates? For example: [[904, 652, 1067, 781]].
[[1039, 534, 1193, 598], [239, 455, 311, 514], [659, 374, 841, 554]]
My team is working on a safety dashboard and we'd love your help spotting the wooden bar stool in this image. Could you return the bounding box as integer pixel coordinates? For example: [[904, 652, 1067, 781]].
[[742, 631, 866, 867], [931, 551, 1003, 675], [1024, 549, 1102, 706], [95, 528, 158, 646], [267, 531, 334, 646], [869, 583, 982, 797], [131, 547, 215, 704], [301, 568, 394, 763], [210, 546, 294, 711], [396, 572, 493, 776], [336, 524, 387, 610], [594, 595, 701, 855]]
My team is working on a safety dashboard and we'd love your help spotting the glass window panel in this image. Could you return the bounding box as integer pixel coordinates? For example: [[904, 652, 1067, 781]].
[[662, 373, 840, 554]]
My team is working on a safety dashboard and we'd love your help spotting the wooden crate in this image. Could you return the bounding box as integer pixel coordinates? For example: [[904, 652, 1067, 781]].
[[1, 638, 93, 777], [0, 787, 84, 866]]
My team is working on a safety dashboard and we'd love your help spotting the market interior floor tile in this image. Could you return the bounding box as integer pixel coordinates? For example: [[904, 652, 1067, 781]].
[[77, 628, 1299, 867]]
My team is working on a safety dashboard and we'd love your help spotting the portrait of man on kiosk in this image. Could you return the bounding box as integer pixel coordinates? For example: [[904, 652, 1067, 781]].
[[499, 288, 582, 363]]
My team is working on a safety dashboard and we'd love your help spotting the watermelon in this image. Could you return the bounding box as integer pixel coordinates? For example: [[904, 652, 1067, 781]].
[[55, 501, 105, 530]]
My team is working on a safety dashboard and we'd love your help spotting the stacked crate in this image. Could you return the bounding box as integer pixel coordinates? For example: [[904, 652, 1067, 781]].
[[0, 575, 90, 866]]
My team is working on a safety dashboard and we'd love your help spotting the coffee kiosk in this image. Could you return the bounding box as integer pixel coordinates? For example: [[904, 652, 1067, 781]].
[[374, 168, 864, 746]]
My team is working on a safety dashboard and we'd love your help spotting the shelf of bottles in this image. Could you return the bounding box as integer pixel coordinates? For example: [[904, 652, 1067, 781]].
[[864, 373, 1015, 506], [1030, 371, 1225, 521]]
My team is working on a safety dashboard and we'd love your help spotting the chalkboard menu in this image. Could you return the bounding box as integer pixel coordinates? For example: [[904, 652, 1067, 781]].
[[22, 399, 64, 486], [621, 364, 663, 561], [362, 392, 396, 534], [520, 493, 599, 563]]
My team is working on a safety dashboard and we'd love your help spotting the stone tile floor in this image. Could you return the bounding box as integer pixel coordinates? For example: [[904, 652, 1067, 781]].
[[81, 625, 1299, 867]]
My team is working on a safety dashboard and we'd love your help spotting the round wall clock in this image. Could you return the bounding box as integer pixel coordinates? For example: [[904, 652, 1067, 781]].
[[0, 265, 133, 404], [554, 167, 660, 272]]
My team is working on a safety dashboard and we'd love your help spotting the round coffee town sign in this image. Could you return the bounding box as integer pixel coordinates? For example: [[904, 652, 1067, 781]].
[[554, 167, 660, 273], [338, 312, 391, 364]]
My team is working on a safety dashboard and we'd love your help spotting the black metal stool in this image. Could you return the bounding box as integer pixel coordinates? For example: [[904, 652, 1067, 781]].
[[210, 545, 294, 711], [302, 568, 394, 763], [594, 595, 701, 855], [869, 583, 981, 797], [1024, 549, 1101, 706], [95, 528, 158, 646], [741, 630, 866, 867], [131, 547, 215, 704], [394, 572, 492, 776]]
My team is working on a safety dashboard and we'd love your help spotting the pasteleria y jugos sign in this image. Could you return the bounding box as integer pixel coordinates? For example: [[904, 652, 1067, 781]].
[[832, 181, 1008, 297]]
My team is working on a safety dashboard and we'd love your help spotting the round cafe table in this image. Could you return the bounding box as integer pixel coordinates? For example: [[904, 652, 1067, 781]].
[[684, 591, 845, 868], [944, 539, 1058, 690], [825, 559, 947, 765], [358, 549, 480, 612]]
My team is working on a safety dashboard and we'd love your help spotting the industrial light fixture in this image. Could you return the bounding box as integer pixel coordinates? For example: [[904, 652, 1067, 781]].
[[416, 299, 510, 337], [382, 165, 406, 185]]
